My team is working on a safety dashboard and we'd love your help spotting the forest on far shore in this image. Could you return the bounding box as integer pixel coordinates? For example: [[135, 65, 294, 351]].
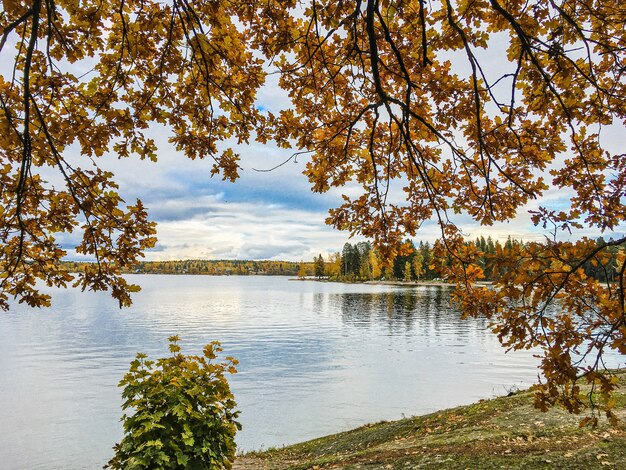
[[60, 236, 623, 284]]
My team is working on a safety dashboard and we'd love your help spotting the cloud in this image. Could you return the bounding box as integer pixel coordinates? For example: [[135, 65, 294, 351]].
[[52, 133, 624, 262], [144, 197, 359, 261], [13, 42, 622, 264]]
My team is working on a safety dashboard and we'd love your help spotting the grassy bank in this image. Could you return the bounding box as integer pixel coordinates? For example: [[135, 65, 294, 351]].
[[235, 372, 626, 469]]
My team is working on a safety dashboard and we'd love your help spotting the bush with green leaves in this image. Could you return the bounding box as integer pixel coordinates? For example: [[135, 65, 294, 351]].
[[107, 336, 240, 469]]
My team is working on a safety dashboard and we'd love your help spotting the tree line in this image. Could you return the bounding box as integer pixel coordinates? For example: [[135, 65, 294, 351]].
[[62, 259, 314, 277], [312, 236, 624, 284], [60, 236, 622, 283]]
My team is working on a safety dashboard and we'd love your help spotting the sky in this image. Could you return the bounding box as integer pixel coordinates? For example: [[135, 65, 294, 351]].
[[86, 43, 623, 263], [2, 16, 624, 263], [66, 66, 625, 263], [88, 80, 623, 263]]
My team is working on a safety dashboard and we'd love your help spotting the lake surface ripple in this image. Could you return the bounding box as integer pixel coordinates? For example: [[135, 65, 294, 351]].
[[1, 275, 543, 469]]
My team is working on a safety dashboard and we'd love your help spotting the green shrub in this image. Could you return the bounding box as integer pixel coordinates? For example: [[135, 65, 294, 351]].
[[106, 336, 240, 469]]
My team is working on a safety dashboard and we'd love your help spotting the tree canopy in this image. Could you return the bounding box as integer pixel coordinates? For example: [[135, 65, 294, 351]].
[[1, 0, 625, 420]]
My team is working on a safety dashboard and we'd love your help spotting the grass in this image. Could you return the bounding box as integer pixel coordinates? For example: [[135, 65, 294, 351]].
[[234, 372, 626, 469]]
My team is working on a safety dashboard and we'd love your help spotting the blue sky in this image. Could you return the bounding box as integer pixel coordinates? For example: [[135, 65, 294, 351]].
[[115, 37, 625, 263], [64, 72, 624, 262], [93, 132, 367, 262], [86, 121, 619, 263], [2, 32, 624, 263]]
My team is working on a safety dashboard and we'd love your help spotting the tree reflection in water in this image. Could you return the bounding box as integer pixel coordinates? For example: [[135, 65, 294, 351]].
[[333, 286, 489, 339]]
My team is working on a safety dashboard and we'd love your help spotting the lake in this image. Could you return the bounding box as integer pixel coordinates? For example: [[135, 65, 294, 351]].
[[1, 275, 542, 469]]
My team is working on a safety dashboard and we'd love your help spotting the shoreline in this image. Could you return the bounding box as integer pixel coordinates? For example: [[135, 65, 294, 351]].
[[290, 278, 493, 288], [235, 371, 626, 469]]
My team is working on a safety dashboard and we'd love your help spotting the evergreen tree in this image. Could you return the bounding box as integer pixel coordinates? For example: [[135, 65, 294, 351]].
[[314, 254, 325, 279]]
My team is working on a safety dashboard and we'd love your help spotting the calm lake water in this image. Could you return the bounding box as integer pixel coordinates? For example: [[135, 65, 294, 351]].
[[1, 275, 545, 469]]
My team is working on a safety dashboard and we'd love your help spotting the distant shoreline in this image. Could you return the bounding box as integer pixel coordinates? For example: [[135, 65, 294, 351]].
[[61, 269, 493, 287], [289, 278, 493, 287]]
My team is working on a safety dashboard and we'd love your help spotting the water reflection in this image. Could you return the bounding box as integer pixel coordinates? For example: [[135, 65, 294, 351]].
[[1, 276, 544, 469], [335, 286, 489, 338]]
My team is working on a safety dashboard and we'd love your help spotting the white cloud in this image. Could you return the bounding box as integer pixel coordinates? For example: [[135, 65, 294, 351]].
[[6, 20, 623, 264], [145, 197, 361, 261]]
